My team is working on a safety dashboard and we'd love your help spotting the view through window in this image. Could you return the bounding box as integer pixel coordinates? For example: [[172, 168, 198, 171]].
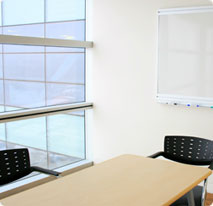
[[0, 0, 90, 174]]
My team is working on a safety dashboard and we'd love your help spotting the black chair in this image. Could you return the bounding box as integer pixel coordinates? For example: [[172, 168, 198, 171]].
[[148, 135, 213, 206], [0, 148, 61, 186]]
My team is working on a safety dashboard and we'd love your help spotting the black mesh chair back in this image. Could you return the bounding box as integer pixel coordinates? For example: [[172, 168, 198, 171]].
[[0, 148, 32, 185], [164, 135, 213, 166]]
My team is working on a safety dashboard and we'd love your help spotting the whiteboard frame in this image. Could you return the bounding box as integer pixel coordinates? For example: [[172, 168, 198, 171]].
[[157, 6, 213, 108], [157, 94, 213, 108], [158, 6, 213, 15]]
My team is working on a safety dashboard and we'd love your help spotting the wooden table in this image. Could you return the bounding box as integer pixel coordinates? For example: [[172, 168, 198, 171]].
[[0, 154, 211, 206]]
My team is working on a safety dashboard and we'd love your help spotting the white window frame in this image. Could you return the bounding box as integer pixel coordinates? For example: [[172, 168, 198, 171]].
[[0, 0, 94, 196], [0, 29, 93, 195]]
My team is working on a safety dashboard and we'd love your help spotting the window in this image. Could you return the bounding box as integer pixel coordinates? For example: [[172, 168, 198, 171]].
[[0, 0, 92, 176]]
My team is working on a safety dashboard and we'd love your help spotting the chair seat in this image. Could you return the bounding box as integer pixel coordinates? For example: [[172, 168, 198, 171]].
[[171, 186, 202, 206]]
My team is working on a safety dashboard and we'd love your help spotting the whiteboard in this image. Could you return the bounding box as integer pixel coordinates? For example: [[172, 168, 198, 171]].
[[157, 7, 213, 108]]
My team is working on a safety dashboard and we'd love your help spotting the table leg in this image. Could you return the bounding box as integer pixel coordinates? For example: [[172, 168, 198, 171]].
[[187, 190, 195, 206], [201, 179, 208, 206]]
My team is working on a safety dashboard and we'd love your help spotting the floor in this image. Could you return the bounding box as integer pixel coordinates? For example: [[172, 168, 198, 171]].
[[205, 193, 213, 206]]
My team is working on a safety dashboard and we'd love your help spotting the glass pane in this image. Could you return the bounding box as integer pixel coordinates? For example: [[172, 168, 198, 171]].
[[5, 106, 21, 112], [46, 53, 84, 84], [6, 117, 46, 150], [48, 111, 85, 159], [1, 110, 85, 170], [4, 80, 45, 110], [28, 147, 48, 168], [0, 2, 2, 27], [4, 54, 45, 81], [48, 151, 79, 169], [4, 45, 44, 53], [46, 83, 84, 106], [46, 21, 85, 41], [0, 55, 3, 78], [0, 141, 6, 150], [0, 123, 5, 141], [3, 24, 44, 37], [3, 25, 44, 53], [3, 0, 44, 26], [46, 0, 85, 22], [0, 80, 4, 112], [46, 47, 84, 53]]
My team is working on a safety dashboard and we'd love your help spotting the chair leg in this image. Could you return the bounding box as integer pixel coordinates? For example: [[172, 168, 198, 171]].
[[187, 190, 195, 206], [201, 178, 208, 206]]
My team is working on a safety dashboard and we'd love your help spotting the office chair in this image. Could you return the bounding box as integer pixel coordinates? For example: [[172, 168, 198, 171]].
[[0, 148, 61, 186], [148, 135, 213, 206]]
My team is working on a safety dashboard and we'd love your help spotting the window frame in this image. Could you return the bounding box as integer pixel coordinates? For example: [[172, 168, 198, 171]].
[[0, 0, 93, 191]]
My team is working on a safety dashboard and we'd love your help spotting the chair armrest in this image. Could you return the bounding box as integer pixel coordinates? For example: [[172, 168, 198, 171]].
[[148, 151, 164, 158], [31, 166, 61, 177]]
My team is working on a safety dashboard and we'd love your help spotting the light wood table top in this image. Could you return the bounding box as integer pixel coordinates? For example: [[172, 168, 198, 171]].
[[0, 154, 211, 206]]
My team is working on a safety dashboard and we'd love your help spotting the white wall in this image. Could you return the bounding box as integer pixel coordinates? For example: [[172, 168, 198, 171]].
[[87, 0, 213, 163]]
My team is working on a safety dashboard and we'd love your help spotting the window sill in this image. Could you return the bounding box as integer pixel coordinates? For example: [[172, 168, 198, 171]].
[[0, 159, 93, 199]]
